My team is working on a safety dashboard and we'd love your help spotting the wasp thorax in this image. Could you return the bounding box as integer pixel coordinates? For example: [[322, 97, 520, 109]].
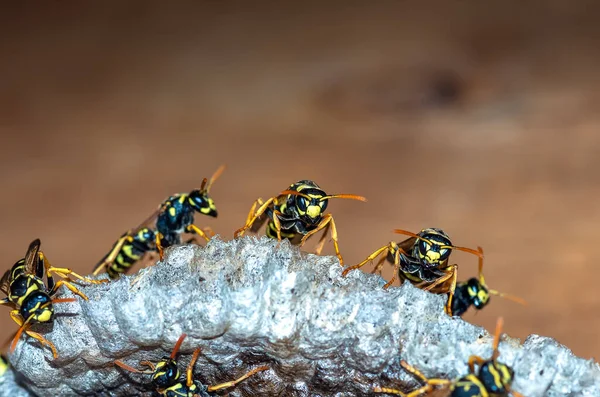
[[10, 275, 40, 302], [152, 359, 180, 389], [478, 361, 514, 395]]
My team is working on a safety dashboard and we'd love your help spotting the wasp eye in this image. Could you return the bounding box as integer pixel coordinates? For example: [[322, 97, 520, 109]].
[[297, 197, 308, 211], [319, 199, 328, 212], [440, 248, 449, 257]]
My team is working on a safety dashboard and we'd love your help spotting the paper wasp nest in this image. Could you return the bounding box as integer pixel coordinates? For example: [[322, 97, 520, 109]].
[[1, 237, 599, 396]]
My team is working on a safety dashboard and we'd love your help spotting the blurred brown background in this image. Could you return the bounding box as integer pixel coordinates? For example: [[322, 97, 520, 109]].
[[1, 2, 599, 360]]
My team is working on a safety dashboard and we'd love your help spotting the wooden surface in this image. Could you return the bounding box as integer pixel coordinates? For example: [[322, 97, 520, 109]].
[[1, 2, 599, 365]]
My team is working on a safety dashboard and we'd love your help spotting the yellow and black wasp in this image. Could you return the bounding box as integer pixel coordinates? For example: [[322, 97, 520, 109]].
[[234, 180, 366, 266], [115, 333, 269, 396], [342, 228, 482, 314], [0, 239, 106, 358], [374, 318, 525, 397], [93, 227, 158, 279], [451, 247, 526, 317], [93, 165, 224, 278]]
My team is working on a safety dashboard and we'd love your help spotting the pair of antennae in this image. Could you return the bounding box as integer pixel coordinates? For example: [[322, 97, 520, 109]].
[[199, 165, 226, 194], [115, 333, 189, 375], [393, 229, 484, 259], [476, 246, 527, 307], [280, 189, 367, 203]]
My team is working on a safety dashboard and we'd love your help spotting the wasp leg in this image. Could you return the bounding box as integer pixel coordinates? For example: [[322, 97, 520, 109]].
[[383, 248, 401, 290], [373, 384, 434, 396], [207, 365, 269, 392], [50, 279, 89, 301], [245, 198, 264, 225], [155, 232, 166, 260], [444, 266, 458, 315], [272, 210, 285, 241], [47, 266, 107, 285], [183, 226, 215, 245], [468, 355, 487, 374], [185, 224, 211, 242], [93, 235, 130, 276], [312, 220, 332, 256], [186, 348, 201, 387], [9, 310, 58, 358], [234, 197, 276, 238], [371, 254, 389, 276], [299, 214, 344, 266], [373, 360, 452, 396], [203, 226, 216, 238], [419, 264, 457, 315], [342, 244, 392, 277]]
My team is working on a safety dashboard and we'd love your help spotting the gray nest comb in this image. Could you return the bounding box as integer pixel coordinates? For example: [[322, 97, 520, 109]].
[[1, 237, 599, 396]]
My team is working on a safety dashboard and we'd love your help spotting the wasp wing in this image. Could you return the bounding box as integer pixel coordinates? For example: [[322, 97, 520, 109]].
[[24, 238, 42, 275], [396, 236, 417, 255], [0, 270, 11, 295]]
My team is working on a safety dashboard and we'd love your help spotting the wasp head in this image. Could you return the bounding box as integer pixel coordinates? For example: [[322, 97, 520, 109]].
[[478, 360, 514, 395], [187, 165, 224, 218], [188, 189, 218, 217], [466, 277, 490, 309], [294, 189, 328, 224], [20, 291, 54, 324], [414, 228, 453, 267], [152, 358, 180, 389]]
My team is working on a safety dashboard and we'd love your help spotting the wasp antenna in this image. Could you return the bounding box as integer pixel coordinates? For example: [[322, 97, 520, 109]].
[[489, 290, 528, 306], [171, 333, 187, 359], [114, 360, 152, 374], [51, 297, 77, 304], [280, 190, 311, 199], [448, 245, 485, 259], [186, 348, 202, 387], [320, 194, 367, 202], [206, 164, 226, 193], [476, 246, 485, 282], [10, 325, 27, 353], [393, 229, 434, 244], [492, 317, 504, 360], [199, 177, 209, 193]]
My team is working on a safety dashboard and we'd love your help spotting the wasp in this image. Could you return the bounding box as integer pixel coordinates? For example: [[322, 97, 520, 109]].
[[234, 180, 366, 266], [0, 239, 107, 358], [153, 165, 225, 259], [342, 228, 482, 314], [93, 166, 224, 278], [451, 247, 526, 317], [374, 318, 525, 397], [115, 333, 269, 396], [93, 227, 158, 279]]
